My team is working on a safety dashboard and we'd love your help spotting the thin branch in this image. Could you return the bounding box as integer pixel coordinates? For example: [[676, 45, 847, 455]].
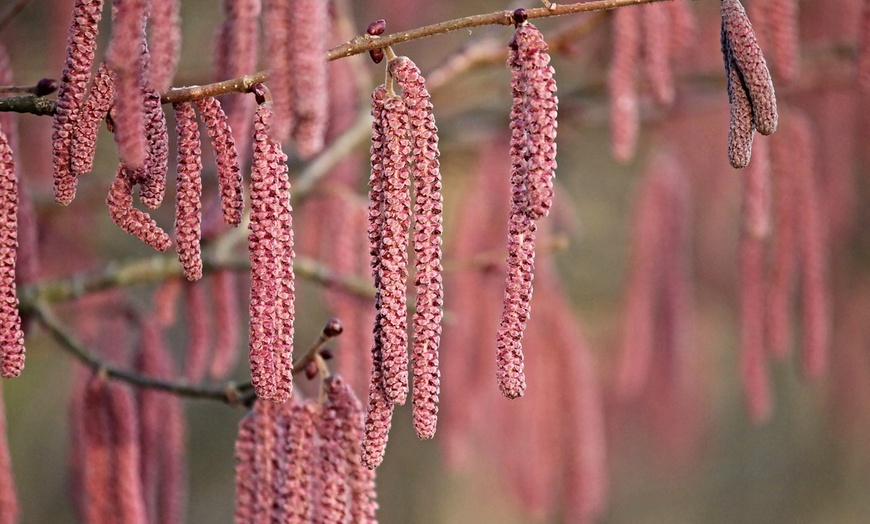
[[0, 0, 665, 116], [33, 305, 345, 407], [18, 253, 374, 310], [0, 0, 33, 34]]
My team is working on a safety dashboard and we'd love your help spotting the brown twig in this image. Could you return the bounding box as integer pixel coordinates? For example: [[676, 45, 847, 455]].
[[33, 305, 345, 407], [0, 0, 33, 34]]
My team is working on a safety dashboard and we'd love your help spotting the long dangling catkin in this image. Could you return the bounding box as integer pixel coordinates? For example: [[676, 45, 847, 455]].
[[389, 56, 443, 440], [288, 0, 329, 157], [53, 0, 105, 205], [74, 62, 115, 177], [107, 0, 148, 169], [173, 101, 204, 282], [147, 0, 181, 93], [376, 95, 412, 406], [263, 0, 294, 142], [195, 96, 244, 227], [107, 167, 172, 251], [249, 99, 295, 403], [0, 128, 24, 378], [767, 0, 800, 83], [274, 402, 317, 522], [641, 1, 675, 106], [723, 40, 755, 169], [362, 86, 396, 468], [721, 0, 778, 136], [740, 139, 773, 422], [139, 87, 169, 210], [608, 6, 640, 163], [314, 379, 352, 523]]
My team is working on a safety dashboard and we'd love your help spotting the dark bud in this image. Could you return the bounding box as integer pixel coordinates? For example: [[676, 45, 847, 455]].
[[319, 348, 334, 360], [369, 48, 385, 64], [304, 360, 318, 380], [323, 317, 343, 337], [512, 8, 528, 27], [35, 78, 59, 97], [251, 83, 267, 105], [367, 19, 386, 36]]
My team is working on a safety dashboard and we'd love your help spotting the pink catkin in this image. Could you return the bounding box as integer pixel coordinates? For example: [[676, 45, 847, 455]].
[[182, 281, 210, 383], [667, 0, 697, 53], [789, 116, 829, 379], [138, 87, 169, 210], [147, 0, 181, 93], [248, 102, 295, 403], [262, 0, 294, 142], [744, 138, 772, 239], [860, 0, 870, 91], [361, 311, 395, 469], [80, 375, 114, 524], [315, 379, 352, 523], [509, 23, 558, 221], [0, 386, 18, 524], [496, 212, 535, 399], [723, 43, 755, 169], [721, 0, 778, 136], [0, 129, 24, 378], [209, 270, 241, 379], [234, 412, 258, 524], [195, 97, 243, 227], [288, 0, 329, 158], [275, 402, 317, 522], [173, 101, 204, 281], [333, 380, 378, 523], [53, 0, 105, 205], [105, 382, 148, 524], [615, 163, 667, 397], [740, 228, 773, 423], [766, 129, 799, 359], [106, 167, 172, 251], [107, 0, 148, 169], [252, 401, 279, 524], [134, 313, 186, 524], [377, 96, 411, 405], [609, 7, 640, 163], [74, 62, 115, 177], [389, 57, 443, 440], [217, 0, 260, 160], [641, 1, 675, 106], [766, 0, 800, 83]]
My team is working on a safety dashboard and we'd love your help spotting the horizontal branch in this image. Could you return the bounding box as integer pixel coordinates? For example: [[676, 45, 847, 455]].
[[18, 253, 374, 310], [32, 304, 345, 407]]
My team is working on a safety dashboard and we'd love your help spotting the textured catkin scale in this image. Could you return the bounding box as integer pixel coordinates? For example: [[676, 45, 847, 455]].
[[194, 97, 244, 227], [139, 89, 169, 210], [0, 129, 24, 379], [275, 402, 317, 522], [173, 101, 204, 282], [509, 23, 558, 221], [721, 0, 778, 136], [315, 379, 351, 523], [73, 62, 114, 177], [248, 101, 295, 403], [377, 95, 412, 406], [233, 412, 257, 524], [107, 167, 172, 251], [608, 6, 641, 163], [724, 46, 755, 169], [52, 0, 105, 205], [388, 57, 443, 440]]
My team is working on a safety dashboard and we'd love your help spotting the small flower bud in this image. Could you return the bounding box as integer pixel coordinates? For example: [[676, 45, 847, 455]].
[[367, 19, 386, 36], [35, 78, 58, 96], [323, 317, 344, 338]]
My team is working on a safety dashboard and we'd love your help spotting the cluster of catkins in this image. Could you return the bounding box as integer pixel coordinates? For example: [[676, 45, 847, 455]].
[[363, 48, 444, 467], [235, 376, 377, 523]]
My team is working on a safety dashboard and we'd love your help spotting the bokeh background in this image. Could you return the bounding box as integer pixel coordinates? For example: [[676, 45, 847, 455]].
[[3, 0, 870, 522]]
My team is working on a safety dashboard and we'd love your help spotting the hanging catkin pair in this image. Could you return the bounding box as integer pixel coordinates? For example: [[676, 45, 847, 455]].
[[363, 52, 444, 468]]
